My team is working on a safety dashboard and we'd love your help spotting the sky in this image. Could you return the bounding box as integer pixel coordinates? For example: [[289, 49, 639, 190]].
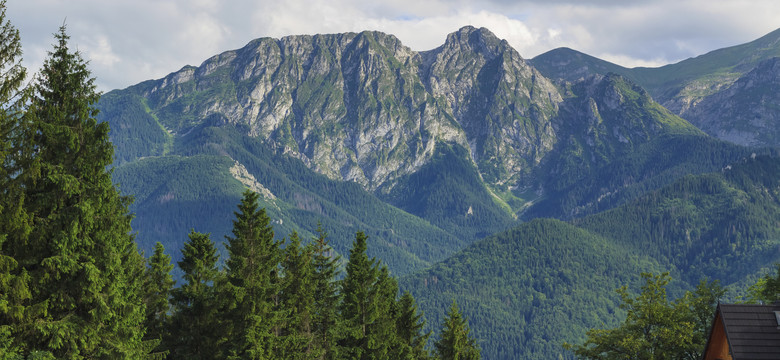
[[6, 0, 779, 92]]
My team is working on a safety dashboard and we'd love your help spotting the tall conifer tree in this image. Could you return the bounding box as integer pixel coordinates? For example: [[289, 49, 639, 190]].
[[311, 223, 340, 360], [396, 291, 432, 360], [143, 242, 175, 355], [0, 2, 31, 357], [435, 302, 480, 360], [168, 230, 222, 360], [339, 231, 400, 360], [223, 190, 282, 359], [3, 24, 146, 358], [278, 231, 317, 359]]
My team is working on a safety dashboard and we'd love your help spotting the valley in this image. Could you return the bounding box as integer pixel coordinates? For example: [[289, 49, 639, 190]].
[[96, 25, 780, 359]]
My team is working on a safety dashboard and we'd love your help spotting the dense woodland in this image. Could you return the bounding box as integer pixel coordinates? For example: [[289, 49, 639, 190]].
[[0, 8, 480, 359], [5, 3, 780, 360]]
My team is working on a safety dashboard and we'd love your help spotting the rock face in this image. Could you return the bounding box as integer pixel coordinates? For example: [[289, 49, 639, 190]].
[[682, 57, 780, 147], [421, 27, 562, 186], [100, 26, 689, 198], [531, 28, 780, 148]]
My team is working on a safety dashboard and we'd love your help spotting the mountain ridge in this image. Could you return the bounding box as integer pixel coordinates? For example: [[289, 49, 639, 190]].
[[531, 27, 780, 147]]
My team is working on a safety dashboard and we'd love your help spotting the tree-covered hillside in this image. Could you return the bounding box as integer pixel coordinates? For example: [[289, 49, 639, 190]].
[[112, 125, 471, 275], [403, 155, 780, 360], [402, 218, 665, 360]]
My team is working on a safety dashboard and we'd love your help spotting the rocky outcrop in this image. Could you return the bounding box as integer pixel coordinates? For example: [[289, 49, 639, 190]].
[[106, 26, 568, 192], [682, 57, 780, 147], [101, 26, 695, 198], [423, 26, 562, 186]]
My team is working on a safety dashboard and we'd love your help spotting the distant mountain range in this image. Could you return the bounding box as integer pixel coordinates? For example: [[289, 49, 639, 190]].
[[531, 27, 780, 147], [98, 25, 780, 359]]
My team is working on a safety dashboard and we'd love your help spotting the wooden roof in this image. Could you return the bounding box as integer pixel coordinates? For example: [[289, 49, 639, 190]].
[[710, 303, 780, 359]]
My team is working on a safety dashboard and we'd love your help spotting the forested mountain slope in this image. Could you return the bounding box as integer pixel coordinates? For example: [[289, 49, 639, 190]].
[[402, 155, 780, 360], [100, 26, 731, 273]]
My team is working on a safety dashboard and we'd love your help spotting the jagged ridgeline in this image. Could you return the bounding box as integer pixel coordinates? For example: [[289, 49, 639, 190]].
[[100, 26, 753, 274], [531, 28, 780, 148], [102, 26, 557, 273], [98, 23, 780, 360], [99, 26, 564, 271]]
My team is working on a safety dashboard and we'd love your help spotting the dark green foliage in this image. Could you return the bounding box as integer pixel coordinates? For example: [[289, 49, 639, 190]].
[[338, 231, 381, 359], [1, 24, 147, 358], [575, 155, 780, 284], [0, 2, 31, 357], [566, 273, 724, 360], [311, 224, 341, 360], [222, 190, 283, 359], [435, 302, 480, 360], [526, 133, 758, 220], [278, 231, 317, 359], [401, 218, 663, 360], [143, 242, 175, 355], [338, 231, 402, 360], [98, 92, 171, 164], [396, 292, 432, 360], [385, 143, 514, 240], [167, 231, 222, 360]]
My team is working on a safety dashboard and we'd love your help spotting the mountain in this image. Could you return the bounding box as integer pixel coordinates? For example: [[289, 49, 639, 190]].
[[681, 57, 780, 147], [110, 125, 471, 275], [95, 25, 780, 360], [99, 26, 725, 271], [531, 27, 780, 147], [402, 155, 780, 360]]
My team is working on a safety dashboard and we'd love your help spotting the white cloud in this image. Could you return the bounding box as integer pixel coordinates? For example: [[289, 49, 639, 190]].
[[5, 0, 780, 91]]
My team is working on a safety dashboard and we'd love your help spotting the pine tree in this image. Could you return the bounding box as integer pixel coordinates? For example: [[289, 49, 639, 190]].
[[339, 231, 401, 360], [278, 231, 318, 359], [223, 190, 282, 359], [3, 24, 146, 358], [395, 292, 432, 360], [373, 265, 401, 360], [143, 242, 175, 355], [311, 223, 341, 360], [168, 230, 222, 360], [339, 231, 378, 359], [435, 302, 480, 360], [0, 2, 32, 357]]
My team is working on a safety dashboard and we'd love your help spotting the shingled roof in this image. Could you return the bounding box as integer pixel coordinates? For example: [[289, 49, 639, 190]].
[[703, 303, 780, 360]]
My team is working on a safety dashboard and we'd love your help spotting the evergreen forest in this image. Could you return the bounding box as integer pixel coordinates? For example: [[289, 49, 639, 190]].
[[6, 2, 780, 359], [0, 8, 478, 359]]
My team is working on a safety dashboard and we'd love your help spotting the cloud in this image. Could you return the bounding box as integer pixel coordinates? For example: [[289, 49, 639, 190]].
[[5, 0, 780, 91]]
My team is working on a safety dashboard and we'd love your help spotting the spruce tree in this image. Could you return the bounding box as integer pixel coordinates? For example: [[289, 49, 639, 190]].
[[143, 242, 175, 355], [339, 231, 401, 360], [435, 302, 480, 360], [223, 190, 282, 359], [278, 231, 317, 359], [168, 230, 222, 360], [311, 223, 341, 360], [396, 292, 432, 360], [0, 2, 32, 357], [373, 265, 401, 360], [3, 24, 146, 358]]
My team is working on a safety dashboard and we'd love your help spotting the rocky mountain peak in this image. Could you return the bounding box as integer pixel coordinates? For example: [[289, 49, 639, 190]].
[[682, 56, 780, 147], [441, 26, 508, 60]]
